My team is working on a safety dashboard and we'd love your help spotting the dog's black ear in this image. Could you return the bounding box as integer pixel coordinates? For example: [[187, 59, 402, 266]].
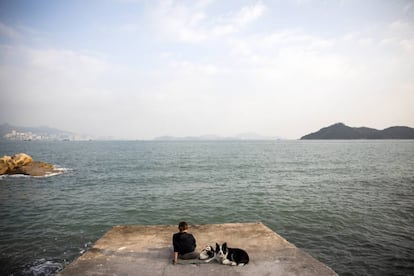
[[215, 243, 220, 252], [223, 242, 227, 249]]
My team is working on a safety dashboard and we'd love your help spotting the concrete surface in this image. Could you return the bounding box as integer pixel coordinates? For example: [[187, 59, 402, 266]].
[[58, 222, 337, 276]]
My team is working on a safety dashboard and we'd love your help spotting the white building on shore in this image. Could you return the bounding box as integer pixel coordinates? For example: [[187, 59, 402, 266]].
[[3, 130, 91, 141]]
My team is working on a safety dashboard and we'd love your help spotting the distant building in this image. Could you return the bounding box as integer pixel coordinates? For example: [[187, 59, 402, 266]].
[[3, 130, 87, 141]]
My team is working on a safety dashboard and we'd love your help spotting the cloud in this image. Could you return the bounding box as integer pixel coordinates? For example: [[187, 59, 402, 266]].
[[403, 2, 414, 13], [385, 20, 414, 54], [26, 48, 109, 80], [232, 1, 267, 27], [0, 46, 117, 133], [388, 20, 414, 38], [151, 5, 414, 134], [0, 22, 21, 39], [150, 1, 208, 42], [400, 38, 414, 54], [151, 1, 267, 42]]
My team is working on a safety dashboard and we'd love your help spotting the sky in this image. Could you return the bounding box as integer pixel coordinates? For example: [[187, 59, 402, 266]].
[[0, 0, 413, 139]]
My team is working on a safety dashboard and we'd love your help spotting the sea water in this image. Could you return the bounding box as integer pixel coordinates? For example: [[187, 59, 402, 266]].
[[0, 140, 413, 275]]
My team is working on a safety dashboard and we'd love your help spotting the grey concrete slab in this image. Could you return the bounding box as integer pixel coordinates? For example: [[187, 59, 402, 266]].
[[58, 222, 337, 276]]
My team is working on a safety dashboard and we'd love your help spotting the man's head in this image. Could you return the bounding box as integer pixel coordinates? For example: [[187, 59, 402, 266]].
[[178, 221, 188, 232]]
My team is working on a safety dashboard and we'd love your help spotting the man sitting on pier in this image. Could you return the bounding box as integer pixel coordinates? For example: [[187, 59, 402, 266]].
[[172, 221, 199, 264]]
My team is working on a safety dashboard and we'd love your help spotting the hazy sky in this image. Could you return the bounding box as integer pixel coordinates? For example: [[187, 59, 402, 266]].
[[1, 0, 413, 139]]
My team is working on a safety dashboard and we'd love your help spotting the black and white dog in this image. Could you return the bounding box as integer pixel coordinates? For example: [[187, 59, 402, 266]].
[[199, 245, 216, 263], [215, 242, 249, 266]]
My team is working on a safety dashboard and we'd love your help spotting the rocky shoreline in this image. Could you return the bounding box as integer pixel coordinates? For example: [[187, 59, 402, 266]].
[[0, 153, 61, 177]]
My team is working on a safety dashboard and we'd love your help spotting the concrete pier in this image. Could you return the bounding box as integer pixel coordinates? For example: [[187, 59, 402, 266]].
[[58, 222, 337, 276]]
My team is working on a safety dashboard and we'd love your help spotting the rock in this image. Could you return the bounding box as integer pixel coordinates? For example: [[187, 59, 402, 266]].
[[18, 161, 59, 177], [0, 155, 16, 174], [0, 153, 58, 177], [0, 156, 11, 174], [12, 153, 33, 167]]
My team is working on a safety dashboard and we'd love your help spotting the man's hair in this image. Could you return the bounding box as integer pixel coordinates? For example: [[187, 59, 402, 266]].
[[178, 221, 188, 231]]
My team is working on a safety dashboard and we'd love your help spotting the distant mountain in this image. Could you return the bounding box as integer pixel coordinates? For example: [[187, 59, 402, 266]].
[[0, 123, 87, 141], [154, 133, 281, 141], [0, 123, 72, 135], [154, 135, 222, 141], [301, 123, 414, 139]]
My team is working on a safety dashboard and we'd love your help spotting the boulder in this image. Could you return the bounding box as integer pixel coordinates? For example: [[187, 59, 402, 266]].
[[0, 156, 11, 175], [18, 161, 59, 177], [12, 153, 33, 167], [0, 153, 58, 177]]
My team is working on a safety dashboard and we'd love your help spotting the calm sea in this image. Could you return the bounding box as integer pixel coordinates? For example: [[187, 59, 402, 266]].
[[0, 140, 413, 275]]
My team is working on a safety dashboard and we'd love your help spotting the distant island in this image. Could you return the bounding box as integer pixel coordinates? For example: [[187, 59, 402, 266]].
[[0, 123, 92, 141], [301, 123, 414, 139], [154, 133, 281, 141]]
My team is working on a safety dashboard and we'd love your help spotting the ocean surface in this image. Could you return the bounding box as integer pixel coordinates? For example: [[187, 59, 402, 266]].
[[0, 140, 413, 275]]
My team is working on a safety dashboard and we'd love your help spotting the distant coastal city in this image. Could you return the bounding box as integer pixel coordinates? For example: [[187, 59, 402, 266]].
[[0, 124, 94, 141], [2, 129, 92, 141]]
